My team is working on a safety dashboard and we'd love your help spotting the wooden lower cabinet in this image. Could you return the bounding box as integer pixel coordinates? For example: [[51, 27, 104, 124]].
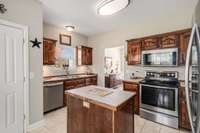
[[67, 95, 134, 133], [123, 81, 140, 115], [64, 76, 97, 105], [85, 77, 97, 86], [105, 74, 122, 88], [179, 86, 191, 130]]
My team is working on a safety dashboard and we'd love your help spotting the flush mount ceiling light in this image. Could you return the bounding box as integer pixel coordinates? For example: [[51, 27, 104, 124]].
[[65, 26, 75, 32], [97, 0, 130, 16]]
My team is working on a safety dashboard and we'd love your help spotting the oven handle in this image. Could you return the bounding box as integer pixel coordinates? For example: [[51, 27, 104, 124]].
[[140, 84, 178, 90]]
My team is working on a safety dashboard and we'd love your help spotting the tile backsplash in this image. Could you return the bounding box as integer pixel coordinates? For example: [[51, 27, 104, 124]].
[[43, 65, 93, 77], [125, 65, 185, 80]]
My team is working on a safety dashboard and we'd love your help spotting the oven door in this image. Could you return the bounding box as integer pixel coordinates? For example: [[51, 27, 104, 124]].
[[140, 84, 178, 117]]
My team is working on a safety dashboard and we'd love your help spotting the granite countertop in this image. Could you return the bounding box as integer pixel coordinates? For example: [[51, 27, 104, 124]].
[[43, 74, 97, 83], [123, 78, 144, 84], [65, 85, 136, 111]]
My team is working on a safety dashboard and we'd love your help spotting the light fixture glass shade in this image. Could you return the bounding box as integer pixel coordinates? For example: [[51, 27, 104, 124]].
[[65, 26, 75, 31], [97, 0, 130, 15]]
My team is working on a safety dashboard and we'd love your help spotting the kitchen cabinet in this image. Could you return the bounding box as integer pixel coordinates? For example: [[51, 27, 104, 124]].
[[161, 34, 179, 48], [127, 40, 142, 65], [85, 77, 97, 86], [63, 75, 97, 105], [105, 74, 121, 88], [43, 38, 57, 65], [179, 30, 191, 65], [179, 86, 191, 130], [142, 38, 159, 50], [77, 46, 93, 65], [123, 81, 140, 114], [66, 86, 135, 133], [127, 29, 191, 66]]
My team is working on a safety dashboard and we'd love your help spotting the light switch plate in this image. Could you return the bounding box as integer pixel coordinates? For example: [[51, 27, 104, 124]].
[[83, 101, 90, 108], [30, 72, 35, 79]]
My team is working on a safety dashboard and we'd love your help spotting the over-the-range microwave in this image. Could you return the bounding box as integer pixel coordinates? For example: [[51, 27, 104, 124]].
[[141, 48, 178, 67]]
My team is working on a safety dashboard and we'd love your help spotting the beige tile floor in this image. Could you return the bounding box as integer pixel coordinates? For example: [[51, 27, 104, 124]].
[[29, 107, 191, 133]]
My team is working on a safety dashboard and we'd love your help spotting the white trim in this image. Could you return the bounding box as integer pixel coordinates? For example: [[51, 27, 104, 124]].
[[0, 19, 29, 133], [28, 120, 45, 132]]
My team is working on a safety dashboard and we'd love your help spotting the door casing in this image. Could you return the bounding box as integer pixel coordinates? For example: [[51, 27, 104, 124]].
[[0, 19, 29, 133]]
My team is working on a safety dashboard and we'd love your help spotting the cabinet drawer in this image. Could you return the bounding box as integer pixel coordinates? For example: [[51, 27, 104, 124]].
[[124, 83, 138, 91], [86, 77, 97, 85], [64, 81, 75, 89]]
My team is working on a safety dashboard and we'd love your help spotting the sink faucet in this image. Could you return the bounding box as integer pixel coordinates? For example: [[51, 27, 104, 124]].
[[63, 64, 69, 75]]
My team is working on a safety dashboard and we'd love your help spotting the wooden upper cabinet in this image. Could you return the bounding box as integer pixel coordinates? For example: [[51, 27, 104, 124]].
[[161, 34, 179, 48], [179, 30, 191, 65], [142, 38, 159, 50], [43, 38, 57, 65], [77, 46, 93, 65], [127, 40, 142, 65]]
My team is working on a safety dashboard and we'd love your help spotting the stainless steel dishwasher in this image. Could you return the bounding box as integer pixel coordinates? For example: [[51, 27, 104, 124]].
[[43, 82, 64, 113]]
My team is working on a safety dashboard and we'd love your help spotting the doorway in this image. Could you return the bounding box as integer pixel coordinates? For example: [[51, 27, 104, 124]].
[[0, 20, 29, 133], [104, 46, 124, 88]]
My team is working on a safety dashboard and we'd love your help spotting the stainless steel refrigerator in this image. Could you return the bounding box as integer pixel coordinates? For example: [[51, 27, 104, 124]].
[[185, 23, 200, 133]]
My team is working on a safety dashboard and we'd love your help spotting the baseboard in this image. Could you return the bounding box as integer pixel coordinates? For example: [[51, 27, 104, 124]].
[[28, 119, 45, 132]]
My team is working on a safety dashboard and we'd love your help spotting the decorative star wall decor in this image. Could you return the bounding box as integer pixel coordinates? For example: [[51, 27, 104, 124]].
[[30, 38, 41, 48], [0, 3, 7, 14]]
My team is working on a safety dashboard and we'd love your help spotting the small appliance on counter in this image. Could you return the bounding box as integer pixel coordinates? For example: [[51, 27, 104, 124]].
[[139, 71, 179, 128]]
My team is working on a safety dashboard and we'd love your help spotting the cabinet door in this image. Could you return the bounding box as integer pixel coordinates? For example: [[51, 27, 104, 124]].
[[43, 41, 49, 64], [88, 48, 93, 65], [142, 38, 159, 50], [161, 34, 179, 48], [43, 38, 57, 65], [48, 42, 56, 64], [127, 40, 142, 65], [81, 46, 87, 65], [80, 46, 93, 65], [67, 96, 90, 133], [179, 31, 191, 65], [123, 82, 139, 114], [179, 87, 191, 129]]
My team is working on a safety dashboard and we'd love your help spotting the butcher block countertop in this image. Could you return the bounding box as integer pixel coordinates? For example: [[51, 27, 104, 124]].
[[65, 85, 136, 111]]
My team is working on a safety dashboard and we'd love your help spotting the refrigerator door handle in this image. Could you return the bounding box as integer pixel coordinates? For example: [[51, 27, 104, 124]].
[[185, 24, 197, 133], [195, 24, 200, 133]]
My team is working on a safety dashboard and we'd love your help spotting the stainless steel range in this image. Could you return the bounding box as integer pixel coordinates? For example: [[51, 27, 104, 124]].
[[139, 71, 179, 128]]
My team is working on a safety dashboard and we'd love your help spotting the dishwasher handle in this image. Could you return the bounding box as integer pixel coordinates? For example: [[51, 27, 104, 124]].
[[44, 82, 63, 87]]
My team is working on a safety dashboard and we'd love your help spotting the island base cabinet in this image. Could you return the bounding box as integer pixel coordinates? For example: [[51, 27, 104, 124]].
[[67, 95, 134, 133]]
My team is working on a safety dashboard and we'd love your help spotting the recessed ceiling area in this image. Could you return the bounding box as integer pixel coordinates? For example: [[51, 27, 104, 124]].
[[40, 0, 198, 36]]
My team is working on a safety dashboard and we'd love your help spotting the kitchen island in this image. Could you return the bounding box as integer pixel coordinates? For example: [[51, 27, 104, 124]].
[[65, 85, 136, 133]]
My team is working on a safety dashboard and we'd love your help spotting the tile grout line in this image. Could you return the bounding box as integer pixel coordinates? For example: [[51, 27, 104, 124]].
[[139, 119, 147, 133]]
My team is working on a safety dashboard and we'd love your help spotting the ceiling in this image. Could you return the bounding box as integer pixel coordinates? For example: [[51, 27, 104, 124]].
[[40, 0, 198, 36]]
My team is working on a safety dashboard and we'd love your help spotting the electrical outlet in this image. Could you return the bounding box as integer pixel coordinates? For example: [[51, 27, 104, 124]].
[[83, 101, 90, 108]]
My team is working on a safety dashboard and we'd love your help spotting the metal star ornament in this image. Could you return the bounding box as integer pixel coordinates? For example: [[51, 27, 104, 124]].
[[0, 3, 7, 14], [30, 38, 42, 48]]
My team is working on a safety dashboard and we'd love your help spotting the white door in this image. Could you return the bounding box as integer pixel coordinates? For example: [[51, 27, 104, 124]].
[[0, 24, 24, 133]]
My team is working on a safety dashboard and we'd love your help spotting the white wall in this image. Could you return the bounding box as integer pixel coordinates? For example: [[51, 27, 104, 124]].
[[43, 23, 88, 47], [88, 14, 194, 86], [0, 0, 43, 125], [195, 0, 200, 25], [43, 23, 92, 76]]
